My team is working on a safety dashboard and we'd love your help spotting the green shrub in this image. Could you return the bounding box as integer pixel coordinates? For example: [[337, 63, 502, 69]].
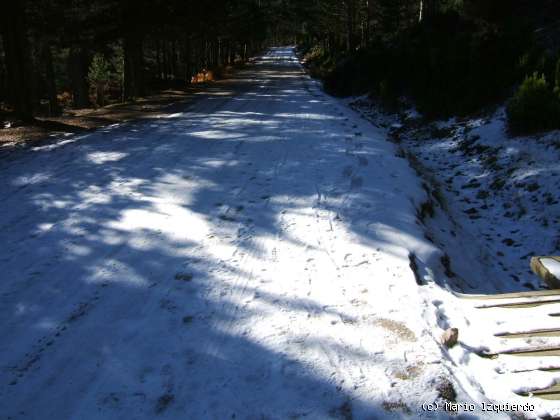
[[378, 79, 400, 112], [88, 53, 111, 85], [323, 49, 377, 96], [506, 72, 560, 133], [303, 45, 339, 80], [88, 54, 112, 106]]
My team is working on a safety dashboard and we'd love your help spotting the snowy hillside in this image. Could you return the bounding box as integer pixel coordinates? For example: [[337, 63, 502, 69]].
[[349, 96, 560, 418]]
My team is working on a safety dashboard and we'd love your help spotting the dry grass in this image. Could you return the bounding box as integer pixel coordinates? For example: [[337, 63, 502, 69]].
[[374, 318, 417, 342], [393, 363, 424, 381]]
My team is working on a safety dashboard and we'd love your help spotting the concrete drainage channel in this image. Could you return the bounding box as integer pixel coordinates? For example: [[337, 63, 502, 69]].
[[385, 115, 560, 404], [387, 115, 560, 402], [458, 262, 560, 401]]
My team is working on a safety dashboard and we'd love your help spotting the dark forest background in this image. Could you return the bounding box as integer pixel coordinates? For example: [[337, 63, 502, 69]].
[[1, 1, 560, 132]]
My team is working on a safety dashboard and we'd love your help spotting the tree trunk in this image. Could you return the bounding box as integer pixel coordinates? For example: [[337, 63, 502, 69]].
[[171, 39, 177, 80], [212, 40, 217, 67], [95, 82, 105, 107], [345, 0, 356, 51], [162, 40, 168, 81], [0, 0, 34, 121], [156, 38, 162, 80], [365, 0, 374, 45], [0, 45, 4, 126], [229, 42, 236, 65], [204, 38, 209, 68], [42, 41, 61, 116], [184, 35, 192, 83], [123, 32, 145, 100], [68, 46, 89, 108], [420, 0, 438, 21], [0, 40, 6, 103]]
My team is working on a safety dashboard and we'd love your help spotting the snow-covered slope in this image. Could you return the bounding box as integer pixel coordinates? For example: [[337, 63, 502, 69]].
[[401, 109, 560, 294], [0, 48, 545, 419], [349, 98, 560, 418], [349, 102, 560, 294]]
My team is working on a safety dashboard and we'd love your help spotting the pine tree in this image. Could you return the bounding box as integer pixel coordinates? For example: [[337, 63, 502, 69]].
[[88, 53, 111, 106]]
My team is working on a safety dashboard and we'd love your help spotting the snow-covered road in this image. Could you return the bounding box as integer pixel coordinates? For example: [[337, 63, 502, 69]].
[[1, 48, 469, 419]]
